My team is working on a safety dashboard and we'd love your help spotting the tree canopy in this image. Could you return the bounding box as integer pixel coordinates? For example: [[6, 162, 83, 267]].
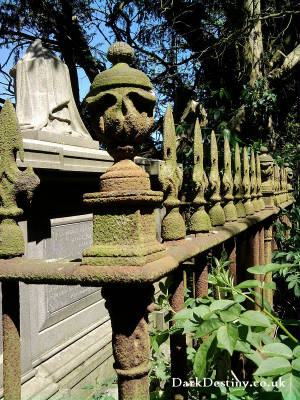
[[1, 0, 299, 157]]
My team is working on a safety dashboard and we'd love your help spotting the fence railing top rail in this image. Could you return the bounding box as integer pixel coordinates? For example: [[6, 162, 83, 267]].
[[0, 201, 292, 286]]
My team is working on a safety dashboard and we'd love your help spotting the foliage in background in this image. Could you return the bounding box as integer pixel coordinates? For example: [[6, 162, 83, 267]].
[[81, 375, 117, 400], [150, 251, 300, 400]]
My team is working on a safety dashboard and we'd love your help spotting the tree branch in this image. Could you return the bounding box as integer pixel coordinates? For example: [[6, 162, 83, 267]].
[[268, 43, 300, 79]]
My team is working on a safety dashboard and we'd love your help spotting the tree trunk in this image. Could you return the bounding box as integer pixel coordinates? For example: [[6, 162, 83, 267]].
[[243, 0, 264, 86]]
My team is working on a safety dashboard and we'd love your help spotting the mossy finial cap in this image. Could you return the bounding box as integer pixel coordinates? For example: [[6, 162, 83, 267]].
[[88, 41, 153, 94], [107, 42, 135, 65]]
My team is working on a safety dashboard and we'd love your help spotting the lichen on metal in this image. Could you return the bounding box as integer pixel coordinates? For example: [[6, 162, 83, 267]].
[[233, 143, 246, 218], [222, 136, 237, 222], [85, 42, 156, 162], [285, 163, 294, 201], [273, 164, 280, 206], [280, 166, 287, 203], [82, 42, 166, 266], [189, 119, 211, 232], [242, 147, 254, 216], [250, 150, 260, 212], [159, 104, 186, 240], [259, 146, 275, 208], [256, 153, 265, 210], [208, 131, 225, 226], [0, 99, 39, 258]]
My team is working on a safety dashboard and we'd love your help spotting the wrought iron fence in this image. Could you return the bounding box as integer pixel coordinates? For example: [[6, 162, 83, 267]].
[[0, 42, 295, 400]]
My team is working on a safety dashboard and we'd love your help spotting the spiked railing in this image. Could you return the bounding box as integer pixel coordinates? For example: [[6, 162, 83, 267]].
[[208, 131, 226, 226], [0, 42, 296, 400], [250, 150, 260, 212], [159, 104, 186, 241], [256, 153, 265, 210], [242, 147, 255, 215], [189, 119, 211, 232], [234, 143, 247, 217], [222, 136, 237, 222]]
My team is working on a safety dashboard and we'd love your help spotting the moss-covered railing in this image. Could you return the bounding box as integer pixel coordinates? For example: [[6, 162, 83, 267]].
[[0, 42, 295, 400]]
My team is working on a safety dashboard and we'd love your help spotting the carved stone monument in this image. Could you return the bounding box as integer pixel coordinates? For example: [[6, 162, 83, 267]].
[[10, 39, 98, 149]]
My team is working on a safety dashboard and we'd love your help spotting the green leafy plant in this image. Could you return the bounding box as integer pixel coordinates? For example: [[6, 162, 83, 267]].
[[81, 375, 117, 400], [273, 205, 300, 297], [241, 79, 277, 118], [150, 251, 300, 400]]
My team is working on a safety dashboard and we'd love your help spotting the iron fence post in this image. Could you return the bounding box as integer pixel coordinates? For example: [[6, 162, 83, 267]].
[[102, 285, 154, 400], [2, 281, 21, 400], [169, 267, 187, 400]]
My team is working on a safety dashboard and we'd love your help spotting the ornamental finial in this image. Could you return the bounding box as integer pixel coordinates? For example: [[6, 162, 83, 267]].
[[256, 153, 265, 210], [222, 136, 237, 221], [250, 151, 260, 212], [189, 119, 211, 232], [234, 143, 246, 217], [208, 131, 225, 226], [0, 100, 39, 257], [159, 104, 186, 240], [242, 148, 254, 215]]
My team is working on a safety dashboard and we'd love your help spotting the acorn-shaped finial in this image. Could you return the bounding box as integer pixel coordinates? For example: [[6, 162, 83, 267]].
[[107, 42, 135, 65]]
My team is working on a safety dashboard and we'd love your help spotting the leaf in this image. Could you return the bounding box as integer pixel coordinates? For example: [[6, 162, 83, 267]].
[[261, 343, 293, 359], [259, 332, 274, 345], [235, 280, 262, 289], [254, 357, 292, 376], [194, 319, 224, 338], [279, 372, 300, 400], [245, 351, 263, 366], [155, 331, 169, 346], [263, 281, 277, 290], [192, 305, 211, 319], [292, 359, 300, 371], [220, 303, 242, 322], [293, 346, 300, 357], [234, 340, 252, 353], [173, 308, 193, 321], [81, 385, 94, 389], [239, 310, 271, 328], [217, 324, 238, 355], [209, 299, 235, 312], [247, 263, 292, 275], [183, 319, 198, 334], [193, 332, 217, 381]]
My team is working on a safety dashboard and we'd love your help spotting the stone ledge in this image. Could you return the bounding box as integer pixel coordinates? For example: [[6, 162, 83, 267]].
[[19, 320, 113, 400], [16, 138, 162, 176]]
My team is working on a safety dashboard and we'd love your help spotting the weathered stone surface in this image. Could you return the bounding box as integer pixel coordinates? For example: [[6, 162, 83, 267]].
[[250, 150, 260, 212], [86, 42, 156, 161], [11, 39, 98, 149], [233, 143, 246, 218], [45, 214, 93, 260], [256, 153, 265, 210], [0, 100, 39, 257], [82, 42, 166, 265], [159, 104, 186, 240], [259, 146, 275, 208], [189, 119, 211, 232], [222, 136, 237, 222], [242, 147, 254, 215], [208, 131, 225, 226]]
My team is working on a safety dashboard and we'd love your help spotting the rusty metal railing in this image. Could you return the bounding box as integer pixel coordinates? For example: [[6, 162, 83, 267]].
[[0, 41, 295, 400]]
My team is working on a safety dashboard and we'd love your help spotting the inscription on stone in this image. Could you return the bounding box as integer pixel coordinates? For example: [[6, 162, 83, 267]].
[[44, 214, 100, 318], [45, 214, 93, 260], [47, 285, 99, 314]]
